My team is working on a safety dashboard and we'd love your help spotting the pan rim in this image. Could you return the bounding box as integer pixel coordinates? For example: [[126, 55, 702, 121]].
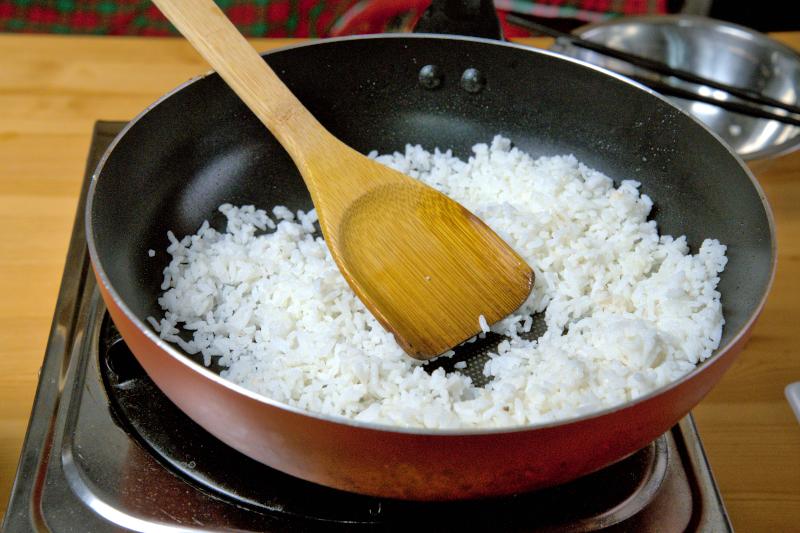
[[558, 13, 800, 162], [85, 33, 778, 437]]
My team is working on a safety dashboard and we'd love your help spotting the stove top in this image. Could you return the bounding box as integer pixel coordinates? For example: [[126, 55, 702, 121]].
[[2, 122, 733, 532]]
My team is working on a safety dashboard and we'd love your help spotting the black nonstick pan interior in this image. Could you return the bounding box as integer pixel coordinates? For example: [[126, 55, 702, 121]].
[[90, 35, 773, 371]]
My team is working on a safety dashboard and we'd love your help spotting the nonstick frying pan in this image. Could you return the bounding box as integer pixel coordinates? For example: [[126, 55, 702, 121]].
[[86, 34, 775, 500]]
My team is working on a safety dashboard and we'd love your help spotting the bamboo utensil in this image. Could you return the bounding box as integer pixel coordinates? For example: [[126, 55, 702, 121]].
[[151, 0, 534, 359]]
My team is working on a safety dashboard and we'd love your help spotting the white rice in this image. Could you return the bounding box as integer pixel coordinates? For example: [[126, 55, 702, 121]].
[[478, 314, 490, 334], [151, 136, 727, 429]]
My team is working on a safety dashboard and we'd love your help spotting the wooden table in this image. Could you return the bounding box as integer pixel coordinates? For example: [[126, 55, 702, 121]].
[[1, 33, 799, 529]]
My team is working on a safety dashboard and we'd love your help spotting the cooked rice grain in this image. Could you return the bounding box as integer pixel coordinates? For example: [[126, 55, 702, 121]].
[[152, 136, 727, 428]]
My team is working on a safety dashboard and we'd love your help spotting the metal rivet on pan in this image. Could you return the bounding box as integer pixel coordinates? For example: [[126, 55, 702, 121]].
[[418, 64, 443, 89], [460, 68, 486, 93]]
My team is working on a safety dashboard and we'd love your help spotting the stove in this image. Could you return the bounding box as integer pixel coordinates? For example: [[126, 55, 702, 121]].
[[2, 122, 733, 532]]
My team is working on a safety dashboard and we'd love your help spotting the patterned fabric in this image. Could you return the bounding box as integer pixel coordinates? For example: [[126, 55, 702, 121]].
[[329, 0, 667, 38], [0, 0, 667, 37], [0, 0, 359, 36], [496, 0, 665, 23]]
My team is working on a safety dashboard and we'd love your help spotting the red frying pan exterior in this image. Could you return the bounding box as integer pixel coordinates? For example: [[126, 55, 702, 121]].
[[87, 35, 776, 500], [98, 277, 763, 499]]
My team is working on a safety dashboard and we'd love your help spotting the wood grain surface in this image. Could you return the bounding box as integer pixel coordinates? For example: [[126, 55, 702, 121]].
[[1, 33, 798, 529]]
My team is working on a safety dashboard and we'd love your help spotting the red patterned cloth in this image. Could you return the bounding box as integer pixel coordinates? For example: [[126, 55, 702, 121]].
[[0, 0, 360, 36], [0, 0, 668, 37], [329, 0, 667, 38]]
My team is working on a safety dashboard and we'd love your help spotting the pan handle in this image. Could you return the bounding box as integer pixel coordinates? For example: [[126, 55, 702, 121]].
[[413, 0, 503, 40]]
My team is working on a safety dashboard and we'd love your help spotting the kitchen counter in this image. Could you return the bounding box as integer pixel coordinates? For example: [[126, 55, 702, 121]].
[[1, 33, 798, 530]]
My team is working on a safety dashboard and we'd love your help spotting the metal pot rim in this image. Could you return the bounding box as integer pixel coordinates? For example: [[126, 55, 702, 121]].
[[559, 14, 800, 162]]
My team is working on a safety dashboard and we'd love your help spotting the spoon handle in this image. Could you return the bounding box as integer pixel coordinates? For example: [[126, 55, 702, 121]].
[[151, 0, 327, 160]]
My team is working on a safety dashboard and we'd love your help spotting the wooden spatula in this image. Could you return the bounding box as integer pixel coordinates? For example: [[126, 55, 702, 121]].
[[152, 0, 534, 360]]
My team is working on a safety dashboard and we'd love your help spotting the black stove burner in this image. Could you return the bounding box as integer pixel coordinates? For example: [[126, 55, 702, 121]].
[[101, 314, 667, 530]]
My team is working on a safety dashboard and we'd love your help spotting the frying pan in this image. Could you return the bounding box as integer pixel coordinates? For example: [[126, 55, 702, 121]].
[[86, 34, 775, 500]]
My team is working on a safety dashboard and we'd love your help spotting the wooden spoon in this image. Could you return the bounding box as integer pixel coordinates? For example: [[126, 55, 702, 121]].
[[152, 0, 534, 360]]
